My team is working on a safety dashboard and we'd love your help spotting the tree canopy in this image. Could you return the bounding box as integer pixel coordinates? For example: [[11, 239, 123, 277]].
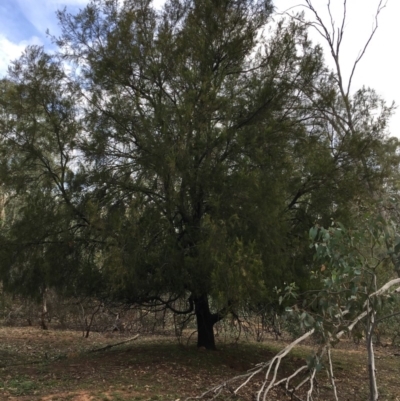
[[0, 0, 398, 349]]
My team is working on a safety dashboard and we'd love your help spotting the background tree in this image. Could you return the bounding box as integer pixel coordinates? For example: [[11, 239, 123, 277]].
[[0, 50, 104, 310]]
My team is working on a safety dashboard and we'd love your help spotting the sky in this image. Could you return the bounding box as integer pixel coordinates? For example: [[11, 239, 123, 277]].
[[0, 0, 399, 136]]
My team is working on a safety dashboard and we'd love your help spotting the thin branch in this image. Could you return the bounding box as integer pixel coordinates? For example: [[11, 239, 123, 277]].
[[89, 334, 139, 353], [376, 309, 400, 324], [327, 346, 339, 401], [306, 367, 317, 401], [347, 0, 387, 96], [368, 278, 400, 300]]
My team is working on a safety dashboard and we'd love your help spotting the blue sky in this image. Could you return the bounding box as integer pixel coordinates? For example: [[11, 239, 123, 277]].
[[1, 0, 40, 42], [0, 0, 164, 75], [0, 0, 89, 75], [1, 0, 399, 136], [0, 0, 88, 41]]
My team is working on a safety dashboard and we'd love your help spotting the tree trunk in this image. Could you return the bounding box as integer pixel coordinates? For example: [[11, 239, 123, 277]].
[[40, 289, 48, 330], [194, 295, 217, 350], [367, 311, 379, 401]]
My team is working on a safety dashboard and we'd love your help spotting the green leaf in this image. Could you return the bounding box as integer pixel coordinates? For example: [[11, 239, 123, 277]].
[[309, 226, 319, 241]]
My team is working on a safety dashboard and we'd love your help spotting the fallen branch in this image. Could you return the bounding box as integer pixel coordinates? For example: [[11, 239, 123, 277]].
[[0, 359, 46, 368], [89, 334, 140, 353], [368, 278, 400, 300], [185, 283, 400, 401], [185, 328, 316, 401]]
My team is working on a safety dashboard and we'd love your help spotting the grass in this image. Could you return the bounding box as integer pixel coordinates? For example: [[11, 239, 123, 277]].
[[0, 375, 38, 396], [0, 326, 399, 400]]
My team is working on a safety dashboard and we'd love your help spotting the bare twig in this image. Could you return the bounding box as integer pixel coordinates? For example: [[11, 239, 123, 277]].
[[89, 334, 139, 353], [376, 309, 400, 324], [346, 0, 387, 97], [327, 346, 339, 401], [300, 0, 387, 97]]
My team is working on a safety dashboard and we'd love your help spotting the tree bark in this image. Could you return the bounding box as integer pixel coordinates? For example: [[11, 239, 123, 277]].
[[194, 295, 218, 350], [40, 288, 48, 330], [367, 310, 379, 401]]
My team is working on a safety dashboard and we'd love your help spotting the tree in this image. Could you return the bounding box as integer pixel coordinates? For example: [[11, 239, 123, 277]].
[[0, 51, 104, 308], [185, 1, 400, 400], [53, 0, 307, 349], [0, 0, 398, 350], [57, 0, 324, 348]]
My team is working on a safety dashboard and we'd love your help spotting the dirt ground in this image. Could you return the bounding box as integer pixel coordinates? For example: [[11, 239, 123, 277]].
[[0, 326, 399, 401]]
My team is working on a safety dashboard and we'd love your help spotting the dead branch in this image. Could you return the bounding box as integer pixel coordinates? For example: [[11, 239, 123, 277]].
[[0, 359, 45, 368], [301, 0, 387, 97], [368, 277, 400, 299], [184, 328, 316, 401], [89, 334, 139, 353], [186, 275, 400, 401], [327, 346, 339, 401]]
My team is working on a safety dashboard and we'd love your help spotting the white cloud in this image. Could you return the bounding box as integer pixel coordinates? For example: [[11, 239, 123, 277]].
[[14, 0, 89, 38], [0, 35, 42, 78], [16, 0, 166, 37], [48, 0, 89, 4]]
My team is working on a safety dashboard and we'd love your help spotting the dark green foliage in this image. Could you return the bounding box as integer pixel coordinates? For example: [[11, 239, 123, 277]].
[[0, 0, 398, 347]]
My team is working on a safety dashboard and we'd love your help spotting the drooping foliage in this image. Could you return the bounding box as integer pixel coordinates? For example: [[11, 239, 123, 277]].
[[0, 0, 398, 348]]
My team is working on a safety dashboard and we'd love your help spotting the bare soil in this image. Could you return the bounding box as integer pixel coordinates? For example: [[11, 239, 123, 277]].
[[0, 326, 399, 401]]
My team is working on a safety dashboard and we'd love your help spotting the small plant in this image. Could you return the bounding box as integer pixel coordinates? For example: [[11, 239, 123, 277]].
[[2, 376, 37, 396]]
